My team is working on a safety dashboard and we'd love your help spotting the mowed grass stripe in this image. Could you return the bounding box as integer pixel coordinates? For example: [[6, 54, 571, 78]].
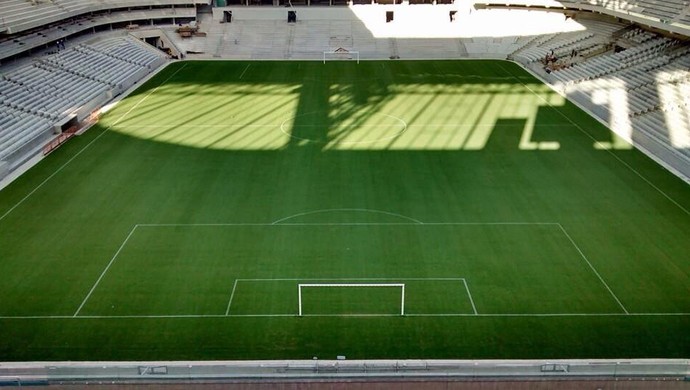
[[75, 224, 633, 317], [0, 60, 687, 360], [496, 61, 690, 216]]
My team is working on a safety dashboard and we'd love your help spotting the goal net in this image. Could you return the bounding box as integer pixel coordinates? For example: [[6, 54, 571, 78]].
[[298, 283, 404, 316], [323, 48, 360, 64]]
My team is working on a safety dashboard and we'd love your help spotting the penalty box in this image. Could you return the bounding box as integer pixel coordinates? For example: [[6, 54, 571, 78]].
[[75, 223, 623, 316]]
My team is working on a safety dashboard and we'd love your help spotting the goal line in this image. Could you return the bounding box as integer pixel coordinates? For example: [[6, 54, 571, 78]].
[[298, 283, 404, 316]]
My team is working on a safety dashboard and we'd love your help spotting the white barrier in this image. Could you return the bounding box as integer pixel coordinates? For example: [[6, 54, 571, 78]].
[[0, 359, 688, 383]]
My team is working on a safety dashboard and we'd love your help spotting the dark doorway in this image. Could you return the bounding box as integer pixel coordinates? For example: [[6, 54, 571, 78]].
[[386, 11, 394, 23]]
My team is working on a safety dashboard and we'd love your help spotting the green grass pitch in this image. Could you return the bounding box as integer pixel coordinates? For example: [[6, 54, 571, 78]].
[[0, 60, 688, 361]]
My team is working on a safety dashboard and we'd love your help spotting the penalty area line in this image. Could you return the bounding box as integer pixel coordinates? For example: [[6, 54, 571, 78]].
[[72, 225, 140, 317], [557, 223, 629, 314], [462, 279, 478, 315], [225, 279, 239, 316], [1, 313, 689, 319], [239, 64, 251, 79]]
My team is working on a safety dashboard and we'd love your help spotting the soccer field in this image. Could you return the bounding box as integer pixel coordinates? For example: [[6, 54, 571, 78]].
[[0, 60, 688, 360]]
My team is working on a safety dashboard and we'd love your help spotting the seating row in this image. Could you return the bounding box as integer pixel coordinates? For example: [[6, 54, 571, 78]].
[[0, 107, 53, 161], [0, 7, 196, 62], [0, 36, 167, 167], [0, 0, 201, 34], [538, 28, 690, 166]]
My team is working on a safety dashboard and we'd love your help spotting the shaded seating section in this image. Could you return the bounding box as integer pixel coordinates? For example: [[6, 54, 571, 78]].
[[1, 36, 165, 120], [42, 37, 165, 90], [510, 19, 626, 70], [0, 36, 167, 173], [549, 35, 677, 84], [541, 29, 689, 172], [0, 7, 196, 63], [511, 21, 690, 178], [512, 31, 595, 64], [0, 106, 53, 163], [0, 0, 201, 34], [2, 64, 104, 120], [545, 0, 688, 24], [675, 5, 690, 25]]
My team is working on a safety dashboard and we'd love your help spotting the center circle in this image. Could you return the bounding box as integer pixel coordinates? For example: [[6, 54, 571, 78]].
[[279, 112, 407, 145]]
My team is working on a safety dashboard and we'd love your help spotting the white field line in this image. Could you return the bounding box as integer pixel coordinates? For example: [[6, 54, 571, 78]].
[[299, 314, 403, 317], [225, 279, 239, 316], [73, 225, 140, 317], [497, 63, 690, 217], [238, 64, 251, 79], [122, 124, 279, 128], [81, 223, 626, 318], [1, 312, 688, 319], [113, 123, 577, 129], [557, 223, 629, 314], [271, 208, 424, 225], [139, 223, 274, 227], [137, 222, 560, 227], [405, 123, 578, 128], [350, 123, 580, 127], [0, 63, 189, 223], [236, 278, 466, 281], [219, 314, 295, 318], [462, 279, 478, 315]]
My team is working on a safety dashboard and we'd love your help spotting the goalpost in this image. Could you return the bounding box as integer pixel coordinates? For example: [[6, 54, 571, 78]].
[[298, 283, 405, 316], [323, 48, 360, 64]]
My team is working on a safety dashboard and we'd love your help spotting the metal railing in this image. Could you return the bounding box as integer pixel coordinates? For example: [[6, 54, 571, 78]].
[[0, 359, 688, 384]]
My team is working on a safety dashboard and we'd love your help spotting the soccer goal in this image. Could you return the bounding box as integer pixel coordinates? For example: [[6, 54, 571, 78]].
[[323, 48, 360, 64], [298, 283, 404, 316]]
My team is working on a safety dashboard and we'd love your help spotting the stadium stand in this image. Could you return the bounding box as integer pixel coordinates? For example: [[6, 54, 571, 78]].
[[0, 105, 53, 163], [509, 21, 690, 177], [0, 7, 196, 64], [0, 36, 167, 173], [0, 0, 204, 34]]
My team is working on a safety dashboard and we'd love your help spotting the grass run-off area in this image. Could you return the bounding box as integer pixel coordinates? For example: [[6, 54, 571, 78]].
[[0, 60, 688, 361]]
